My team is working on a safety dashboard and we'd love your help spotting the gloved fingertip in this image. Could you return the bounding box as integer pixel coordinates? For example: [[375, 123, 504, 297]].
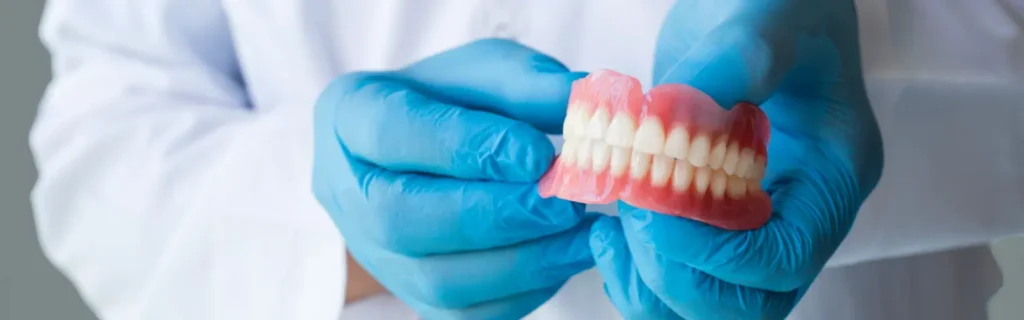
[[489, 124, 557, 182], [654, 21, 795, 109], [616, 202, 658, 231], [526, 71, 589, 134], [564, 71, 589, 81], [588, 215, 624, 257]]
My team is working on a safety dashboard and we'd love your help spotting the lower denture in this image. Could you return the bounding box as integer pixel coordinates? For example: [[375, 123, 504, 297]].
[[537, 69, 772, 230]]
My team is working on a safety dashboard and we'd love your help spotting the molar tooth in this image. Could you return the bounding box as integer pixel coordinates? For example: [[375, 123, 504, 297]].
[[575, 140, 593, 168], [708, 134, 729, 170], [609, 147, 631, 176], [693, 166, 712, 194], [688, 134, 712, 167], [671, 161, 694, 192], [560, 139, 579, 166], [727, 175, 747, 199], [734, 148, 755, 177], [747, 155, 766, 180], [586, 106, 611, 139], [605, 113, 636, 147], [632, 118, 665, 154], [747, 179, 762, 195], [663, 126, 690, 160], [722, 143, 740, 175], [592, 142, 611, 173], [711, 170, 728, 199], [572, 106, 593, 137], [629, 151, 652, 180], [650, 155, 674, 187]]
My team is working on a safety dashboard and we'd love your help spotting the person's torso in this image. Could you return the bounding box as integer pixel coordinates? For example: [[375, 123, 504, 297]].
[[212, 0, 1024, 319], [220, 0, 1024, 112]]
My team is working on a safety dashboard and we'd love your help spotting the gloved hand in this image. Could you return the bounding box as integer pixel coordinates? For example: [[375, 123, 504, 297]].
[[312, 39, 596, 319], [589, 1, 885, 319]]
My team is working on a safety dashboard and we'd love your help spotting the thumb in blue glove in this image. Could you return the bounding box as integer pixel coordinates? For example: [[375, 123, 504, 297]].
[[589, 1, 885, 319]]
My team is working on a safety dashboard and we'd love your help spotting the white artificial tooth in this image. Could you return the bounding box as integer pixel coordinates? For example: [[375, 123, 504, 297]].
[[747, 179, 762, 195], [727, 175, 746, 199], [688, 134, 712, 167], [633, 118, 666, 154], [560, 139, 579, 166], [575, 140, 593, 168], [711, 170, 728, 199], [663, 126, 690, 160], [572, 106, 593, 137], [592, 142, 612, 173], [708, 134, 729, 170], [693, 167, 712, 195], [734, 148, 755, 177], [722, 143, 740, 175], [605, 113, 636, 147], [629, 151, 653, 180], [671, 161, 694, 192], [610, 147, 631, 176], [587, 106, 611, 139], [748, 155, 766, 180], [650, 155, 674, 187], [562, 105, 577, 137]]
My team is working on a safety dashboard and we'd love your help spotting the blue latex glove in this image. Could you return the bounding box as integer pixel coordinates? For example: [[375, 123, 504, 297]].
[[589, 1, 885, 319], [312, 39, 595, 319]]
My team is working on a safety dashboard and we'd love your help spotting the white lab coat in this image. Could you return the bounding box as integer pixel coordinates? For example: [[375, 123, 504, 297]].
[[29, 0, 1023, 319]]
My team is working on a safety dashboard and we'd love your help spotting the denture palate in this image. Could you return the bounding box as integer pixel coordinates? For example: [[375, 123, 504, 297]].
[[538, 69, 773, 230]]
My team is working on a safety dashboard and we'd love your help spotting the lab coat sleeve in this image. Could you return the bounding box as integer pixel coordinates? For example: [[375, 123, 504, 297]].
[[30, 1, 345, 319]]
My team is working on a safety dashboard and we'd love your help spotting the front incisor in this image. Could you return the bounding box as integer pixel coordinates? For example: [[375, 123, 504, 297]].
[[586, 107, 611, 139], [688, 134, 712, 167], [649, 155, 675, 187], [693, 166, 712, 194], [629, 151, 652, 179], [671, 161, 694, 192], [575, 140, 593, 168], [663, 126, 690, 159], [591, 143, 612, 172], [710, 170, 728, 199], [633, 118, 665, 154], [606, 113, 636, 147], [610, 147, 631, 176]]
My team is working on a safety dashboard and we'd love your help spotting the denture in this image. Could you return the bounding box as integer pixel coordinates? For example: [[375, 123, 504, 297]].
[[538, 69, 772, 230]]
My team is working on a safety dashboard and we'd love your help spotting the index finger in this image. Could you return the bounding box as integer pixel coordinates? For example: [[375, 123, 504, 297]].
[[321, 39, 584, 182], [323, 73, 557, 182]]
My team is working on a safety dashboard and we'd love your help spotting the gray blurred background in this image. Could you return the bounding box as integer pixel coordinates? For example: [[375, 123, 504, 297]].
[[0, 1, 99, 319], [0, 1, 1022, 320]]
